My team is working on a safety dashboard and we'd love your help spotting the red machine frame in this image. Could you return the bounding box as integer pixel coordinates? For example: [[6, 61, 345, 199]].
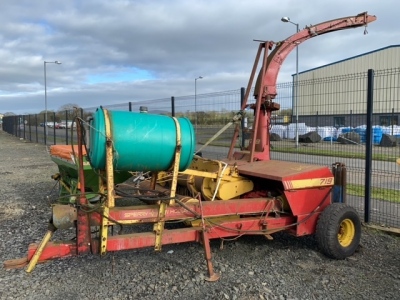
[[4, 12, 376, 281]]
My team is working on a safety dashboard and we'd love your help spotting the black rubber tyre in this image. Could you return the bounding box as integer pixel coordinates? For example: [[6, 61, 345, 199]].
[[316, 203, 361, 260]]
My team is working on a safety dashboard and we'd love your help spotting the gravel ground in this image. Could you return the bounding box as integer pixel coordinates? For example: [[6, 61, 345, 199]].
[[0, 130, 399, 300]]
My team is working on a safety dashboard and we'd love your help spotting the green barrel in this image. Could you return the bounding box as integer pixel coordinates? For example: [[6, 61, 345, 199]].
[[89, 108, 195, 172]]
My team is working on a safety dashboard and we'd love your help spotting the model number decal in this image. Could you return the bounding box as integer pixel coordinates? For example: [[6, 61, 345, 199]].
[[284, 177, 335, 190], [320, 177, 333, 185]]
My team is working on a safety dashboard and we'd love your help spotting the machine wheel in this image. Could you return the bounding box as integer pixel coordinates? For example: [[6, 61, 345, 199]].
[[316, 203, 361, 260]]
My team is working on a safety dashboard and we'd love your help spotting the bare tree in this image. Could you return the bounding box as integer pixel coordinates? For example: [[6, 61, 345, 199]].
[[57, 103, 81, 112]]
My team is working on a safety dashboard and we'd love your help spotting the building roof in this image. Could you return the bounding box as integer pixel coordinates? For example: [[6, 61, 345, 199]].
[[298, 45, 400, 75]]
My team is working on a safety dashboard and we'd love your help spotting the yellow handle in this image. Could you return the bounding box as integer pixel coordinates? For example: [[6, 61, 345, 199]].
[[25, 230, 54, 273]]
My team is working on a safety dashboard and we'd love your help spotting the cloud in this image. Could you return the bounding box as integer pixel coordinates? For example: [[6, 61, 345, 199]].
[[0, 0, 394, 114]]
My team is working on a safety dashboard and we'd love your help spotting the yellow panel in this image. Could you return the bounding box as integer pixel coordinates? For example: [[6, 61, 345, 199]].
[[181, 168, 218, 179], [284, 177, 334, 190], [202, 177, 254, 201], [217, 179, 254, 200]]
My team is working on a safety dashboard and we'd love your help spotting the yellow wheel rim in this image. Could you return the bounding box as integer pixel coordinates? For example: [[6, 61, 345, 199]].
[[338, 218, 355, 247]]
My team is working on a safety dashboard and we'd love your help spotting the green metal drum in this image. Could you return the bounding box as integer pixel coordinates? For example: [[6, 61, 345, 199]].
[[89, 108, 195, 172]]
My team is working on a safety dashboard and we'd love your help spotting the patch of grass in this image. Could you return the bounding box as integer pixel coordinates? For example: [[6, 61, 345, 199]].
[[271, 146, 397, 162], [198, 140, 399, 162], [347, 183, 400, 203]]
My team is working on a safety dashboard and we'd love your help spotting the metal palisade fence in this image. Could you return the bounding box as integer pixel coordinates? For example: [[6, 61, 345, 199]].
[[2, 68, 400, 230]]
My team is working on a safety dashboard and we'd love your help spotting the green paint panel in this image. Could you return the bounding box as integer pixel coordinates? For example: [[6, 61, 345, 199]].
[[51, 156, 131, 197], [89, 108, 195, 172]]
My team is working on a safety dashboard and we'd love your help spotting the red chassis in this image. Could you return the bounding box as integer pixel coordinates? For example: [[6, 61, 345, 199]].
[[22, 195, 328, 281]]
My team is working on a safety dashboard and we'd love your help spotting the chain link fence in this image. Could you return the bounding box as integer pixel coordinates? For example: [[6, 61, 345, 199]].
[[2, 69, 400, 229]]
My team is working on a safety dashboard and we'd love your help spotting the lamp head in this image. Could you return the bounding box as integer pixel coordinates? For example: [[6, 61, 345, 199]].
[[281, 17, 290, 23], [55, 61, 62, 64]]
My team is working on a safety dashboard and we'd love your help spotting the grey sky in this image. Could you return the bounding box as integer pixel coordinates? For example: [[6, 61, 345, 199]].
[[0, 0, 395, 114]]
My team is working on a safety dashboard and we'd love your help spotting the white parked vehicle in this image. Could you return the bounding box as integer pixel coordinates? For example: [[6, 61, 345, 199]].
[[47, 122, 60, 128]]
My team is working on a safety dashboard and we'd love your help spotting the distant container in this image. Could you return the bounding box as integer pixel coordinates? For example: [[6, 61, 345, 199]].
[[336, 127, 354, 139], [317, 126, 337, 139], [373, 127, 383, 144], [323, 136, 338, 142], [354, 127, 383, 144], [287, 123, 307, 139], [270, 125, 286, 138], [341, 127, 353, 134], [382, 126, 400, 136], [355, 128, 366, 143]]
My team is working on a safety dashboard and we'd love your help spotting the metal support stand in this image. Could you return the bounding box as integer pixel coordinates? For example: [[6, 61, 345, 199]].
[[76, 118, 91, 255], [199, 198, 220, 281]]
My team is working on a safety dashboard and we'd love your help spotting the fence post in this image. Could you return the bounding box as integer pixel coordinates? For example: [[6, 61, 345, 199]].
[[22, 115, 25, 139], [28, 115, 31, 141], [20, 115, 23, 138], [364, 69, 374, 223], [65, 110, 69, 145], [240, 87, 245, 149], [171, 96, 175, 117], [24, 115, 26, 139], [391, 108, 394, 135], [53, 112, 56, 145], [350, 109, 352, 129], [17, 115, 20, 138], [43, 113, 47, 145], [35, 114, 38, 143], [14, 116, 17, 136]]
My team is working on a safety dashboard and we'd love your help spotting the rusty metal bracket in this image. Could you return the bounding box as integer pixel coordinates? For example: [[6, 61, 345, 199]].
[[100, 108, 115, 256], [154, 117, 182, 251], [198, 197, 220, 281]]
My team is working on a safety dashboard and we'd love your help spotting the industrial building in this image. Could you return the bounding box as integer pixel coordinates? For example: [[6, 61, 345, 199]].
[[294, 45, 400, 128]]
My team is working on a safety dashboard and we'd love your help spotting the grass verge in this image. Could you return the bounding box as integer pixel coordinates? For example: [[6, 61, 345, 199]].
[[347, 183, 400, 203], [271, 146, 398, 162], [198, 140, 399, 162]]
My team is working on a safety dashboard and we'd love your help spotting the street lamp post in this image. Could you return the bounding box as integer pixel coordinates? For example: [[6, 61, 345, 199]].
[[44, 60, 62, 141], [281, 17, 300, 148], [194, 76, 203, 135]]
